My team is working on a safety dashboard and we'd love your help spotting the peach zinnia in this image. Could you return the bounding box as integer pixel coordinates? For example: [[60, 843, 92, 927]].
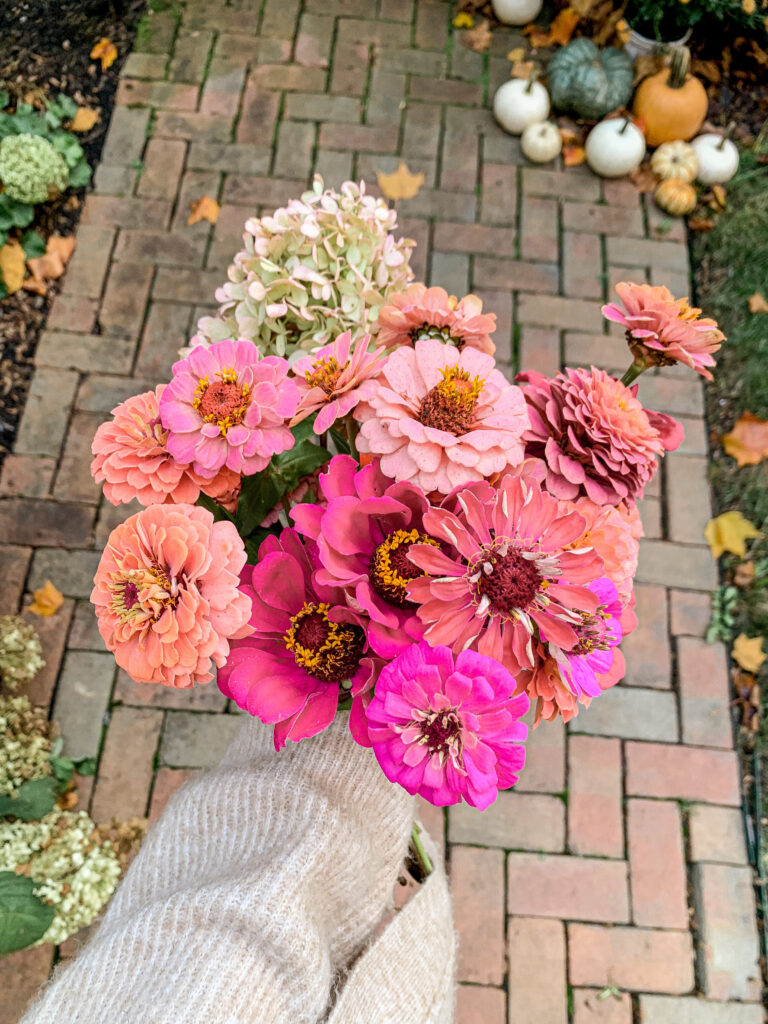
[[91, 504, 252, 688], [376, 283, 497, 354], [354, 337, 529, 495]]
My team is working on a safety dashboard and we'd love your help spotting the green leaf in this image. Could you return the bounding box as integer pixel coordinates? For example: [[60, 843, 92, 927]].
[[48, 756, 75, 786], [74, 757, 97, 777], [0, 90, 9, 110], [0, 279, 7, 301], [235, 473, 281, 539], [0, 778, 58, 821], [20, 230, 46, 259], [50, 131, 84, 169], [196, 491, 235, 524], [67, 159, 92, 188], [271, 439, 330, 493], [329, 427, 351, 455], [0, 194, 34, 230], [0, 872, 54, 955]]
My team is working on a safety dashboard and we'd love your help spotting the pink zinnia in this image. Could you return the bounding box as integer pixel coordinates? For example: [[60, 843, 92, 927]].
[[365, 641, 528, 808], [565, 497, 641, 607], [91, 386, 240, 507], [91, 504, 252, 688], [519, 367, 683, 507], [602, 282, 724, 381], [354, 337, 529, 495], [291, 455, 433, 659], [218, 529, 382, 750], [376, 283, 497, 355], [290, 330, 384, 434], [160, 339, 298, 479], [407, 474, 604, 673]]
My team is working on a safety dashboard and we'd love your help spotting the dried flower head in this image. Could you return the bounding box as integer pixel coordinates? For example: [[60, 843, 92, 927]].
[[0, 616, 45, 691], [0, 694, 55, 796]]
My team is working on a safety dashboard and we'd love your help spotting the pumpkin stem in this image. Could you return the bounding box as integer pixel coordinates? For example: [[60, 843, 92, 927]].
[[525, 66, 540, 94], [618, 117, 631, 135], [668, 46, 691, 90], [718, 122, 736, 149]]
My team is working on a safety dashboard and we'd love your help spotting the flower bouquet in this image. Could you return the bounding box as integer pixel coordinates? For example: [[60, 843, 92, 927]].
[[89, 177, 723, 874]]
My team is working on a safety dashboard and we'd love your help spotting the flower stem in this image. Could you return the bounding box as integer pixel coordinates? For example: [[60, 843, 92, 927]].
[[345, 416, 358, 459], [620, 362, 646, 388], [409, 821, 434, 878]]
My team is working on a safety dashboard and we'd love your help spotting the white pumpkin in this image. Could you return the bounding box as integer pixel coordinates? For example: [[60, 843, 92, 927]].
[[491, 0, 543, 25], [691, 133, 740, 184], [493, 77, 550, 136], [521, 121, 562, 163], [585, 117, 646, 178], [650, 140, 698, 183]]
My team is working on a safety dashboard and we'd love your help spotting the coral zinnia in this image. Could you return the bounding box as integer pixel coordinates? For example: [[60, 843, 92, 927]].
[[218, 529, 382, 749], [91, 504, 252, 688], [160, 339, 298, 479], [291, 455, 433, 659], [519, 366, 683, 507], [566, 497, 641, 607], [407, 474, 605, 674], [376, 283, 497, 355], [290, 330, 384, 434], [602, 282, 724, 381], [91, 387, 240, 507], [354, 337, 529, 495], [364, 641, 529, 808]]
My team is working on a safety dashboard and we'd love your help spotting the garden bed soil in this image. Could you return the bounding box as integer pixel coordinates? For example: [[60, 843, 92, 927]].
[[0, 0, 145, 467]]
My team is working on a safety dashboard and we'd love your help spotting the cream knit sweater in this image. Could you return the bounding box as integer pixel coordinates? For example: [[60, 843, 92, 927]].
[[21, 717, 456, 1024]]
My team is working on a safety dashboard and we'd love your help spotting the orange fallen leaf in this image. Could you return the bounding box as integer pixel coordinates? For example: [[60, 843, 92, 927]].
[[748, 292, 768, 314], [563, 144, 586, 167], [27, 235, 76, 283], [70, 107, 100, 132], [722, 412, 768, 467], [525, 7, 579, 47], [187, 195, 220, 226], [90, 37, 118, 72], [734, 561, 756, 587], [511, 61, 536, 79], [462, 19, 492, 53], [21, 277, 48, 296], [376, 162, 425, 201], [28, 580, 64, 617], [733, 633, 766, 674], [688, 216, 716, 232], [0, 241, 26, 295]]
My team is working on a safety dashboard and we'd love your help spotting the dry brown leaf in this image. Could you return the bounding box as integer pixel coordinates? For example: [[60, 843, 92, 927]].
[[525, 8, 580, 47], [187, 196, 221, 226], [748, 292, 768, 314], [722, 412, 768, 467], [28, 580, 64, 617], [462, 19, 492, 53], [376, 162, 425, 201], [570, 0, 598, 14], [688, 216, 716, 232], [633, 53, 665, 86], [70, 107, 100, 132], [27, 234, 76, 283], [733, 633, 766, 674], [511, 61, 536, 79], [712, 185, 727, 209], [90, 37, 118, 71], [630, 164, 659, 193], [692, 58, 722, 83], [563, 144, 586, 167], [21, 277, 48, 296], [0, 241, 26, 295], [734, 561, 756, 587], [507, 47, 526, 63]]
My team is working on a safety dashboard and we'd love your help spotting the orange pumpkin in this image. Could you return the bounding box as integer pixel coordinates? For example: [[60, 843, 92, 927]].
[[633, 47, 708, 148], [654, 177, 697, 217]]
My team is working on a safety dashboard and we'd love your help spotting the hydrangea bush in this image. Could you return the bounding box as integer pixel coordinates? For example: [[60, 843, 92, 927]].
[[0, 694, 54, 796], [0, 615, 45, 691], [0, 134, 69, 205], [191, 177, 414, 359]]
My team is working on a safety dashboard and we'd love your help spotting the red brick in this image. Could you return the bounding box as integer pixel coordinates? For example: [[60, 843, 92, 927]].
[[200, 61, 247, 117], [0, 945, 53, 1024], [450, 791, 565, 852], [155, 110, 232, 143], [273, 120, 315, 179], [138, 138, 187, 200], [149, 766, 198, 822], [0, 545, 31, 614], [626, 742, 741, 805], [694, 864, 761, 1002], [100, 261, 154, 336], [0, 498, 94, 547], [637, 540, 717, 591], [473, 287, 512, 363], [295, 12, 333, 66], [440, 130, 479, 192], [410, 76, 482, 106], [396, 188, 476, 223], [517, 711, 565, 793], [569, 923, 695, 993], [628, 799, 688, 928], [337, 18, 412, 47], [507, 853, 629, 922], [563, 201, 644, 237], [117, 79, 199, 110], [222, 174, 307, 207], [666, 454, 712, 545], [638, 495, 662, 538], [318, 122, 398, 153], [434, 222, 516, 258], [284, 92, 361, 123], [451, 846, 505, 984], [508, 917, 568, 1024], [568, 735, 623, 858], [602, 178, 641, 207], [473, 257, 558, 294], [564, 330, 625, 373], [416, 796, 445, 860], [415, 0, 448, 49], [639, 996, 764, 1024], [91, 706, 164, 820], [519, 326, 560, 376], [81, 195, 172, 230], [135, 302, 191, 379], [46, 292, 99, 333], [606, 235, 688, 273], [63, 226, 115, 297], [403, 103, 441, 158], [621, 584, 671, 688], [114, 668, 227, 711], [521, 167, 601, 202], [518, 293, 604, 332], [689, 804, 748, 865], [456, 985, 505, 1024], [397, 216, 430, 284], [0, 454, 55, 498], [521, 196, 558, 261], [573, 989, 633, 1024], [677, 637, 732, 749], [330, 42, 369, 96], [480, 163, 517, 226], [20, 600, 74, 709], [563, 231, 603, 299]]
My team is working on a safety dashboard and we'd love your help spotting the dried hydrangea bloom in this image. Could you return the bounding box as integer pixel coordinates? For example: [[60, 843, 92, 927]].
[[0, 694, 55, 796], [190, 177, 414, 358], [0, 615, 45, 691], [376, 283, 497, 354]]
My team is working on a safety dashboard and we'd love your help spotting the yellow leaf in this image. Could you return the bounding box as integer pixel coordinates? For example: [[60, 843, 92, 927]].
[[90, 37, 118, 72], [0, 241, 26, 295], [507, 47, 526, 63], [733, 633, 766, 673], [376, 162, 425, 201], [511, 61, 536, 79], [704, 510, 763, 559], [742, 0, 756, 13], [722, 412, 768, 467], [748, 292, 768, 314], [712, 185, 726, 209], [453, 11, 474, 28], [70, 107, 100, 132], [187, 196, 220, 226], [27, 580, 64, 617], [27, 234, 76, 283]]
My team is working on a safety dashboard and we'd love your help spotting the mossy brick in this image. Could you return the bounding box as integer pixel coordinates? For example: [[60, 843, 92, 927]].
[[336, 18, 412, 48], [429, 252, 469, 298], [93, 164, 138, 196], [415, 0, 448, 48], [200, 61, 247, 118], [161, 712, 243, 768], [120, 52, 168, 79], [222, 173, 306, 207], [117, 80, 199, 110], [153, 110, 233, 144], [273, 121, 315, 179], [396, 188, 477, 223], [187, 141, 270, 174], [410, 76, 482, 105], [480, 164, 518, 226], [134, 8, 177, 54], [52, 412, 104, 505], [284, 93, 362, 124], [28, 548, 100, 599], [69, 600, 107, 651], [237, 81, 281, 145], [52, 651, 116, 760], [440, 130, 480, 192], [168, 31, 214, 83], [152, 267, 223, 304], [100, 107, 151, 166], [330, 42, 369, 96], [261, 0, 301, 38], [295, 12, 334, 67]]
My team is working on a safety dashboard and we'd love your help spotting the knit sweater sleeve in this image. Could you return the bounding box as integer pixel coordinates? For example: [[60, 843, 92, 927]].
[[21, 717, 455, 1024]]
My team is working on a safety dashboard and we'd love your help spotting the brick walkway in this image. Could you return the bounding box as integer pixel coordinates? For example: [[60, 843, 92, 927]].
[[0, 1, 764, 1021]]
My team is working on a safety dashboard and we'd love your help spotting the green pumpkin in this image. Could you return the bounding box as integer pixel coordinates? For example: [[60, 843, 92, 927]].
[[547, 38, 634, 121]]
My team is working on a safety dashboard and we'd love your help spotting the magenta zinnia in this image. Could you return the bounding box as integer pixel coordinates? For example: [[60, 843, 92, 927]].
[[407, 474, 604, 673], [218, 529, 381, 749], [365, 641, 529, 808]]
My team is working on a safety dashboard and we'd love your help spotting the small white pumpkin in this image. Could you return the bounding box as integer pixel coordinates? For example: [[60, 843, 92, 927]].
[[691, 133, 740, 184], [521, 121, 562, 163], [493, 76, 550, 136], [491, 0, 543, 25], [650, 140, 698, 183], [585, 117, 646, 178]]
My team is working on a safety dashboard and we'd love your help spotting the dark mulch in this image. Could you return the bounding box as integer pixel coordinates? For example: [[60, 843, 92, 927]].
[[0, 0, 145, 466]]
